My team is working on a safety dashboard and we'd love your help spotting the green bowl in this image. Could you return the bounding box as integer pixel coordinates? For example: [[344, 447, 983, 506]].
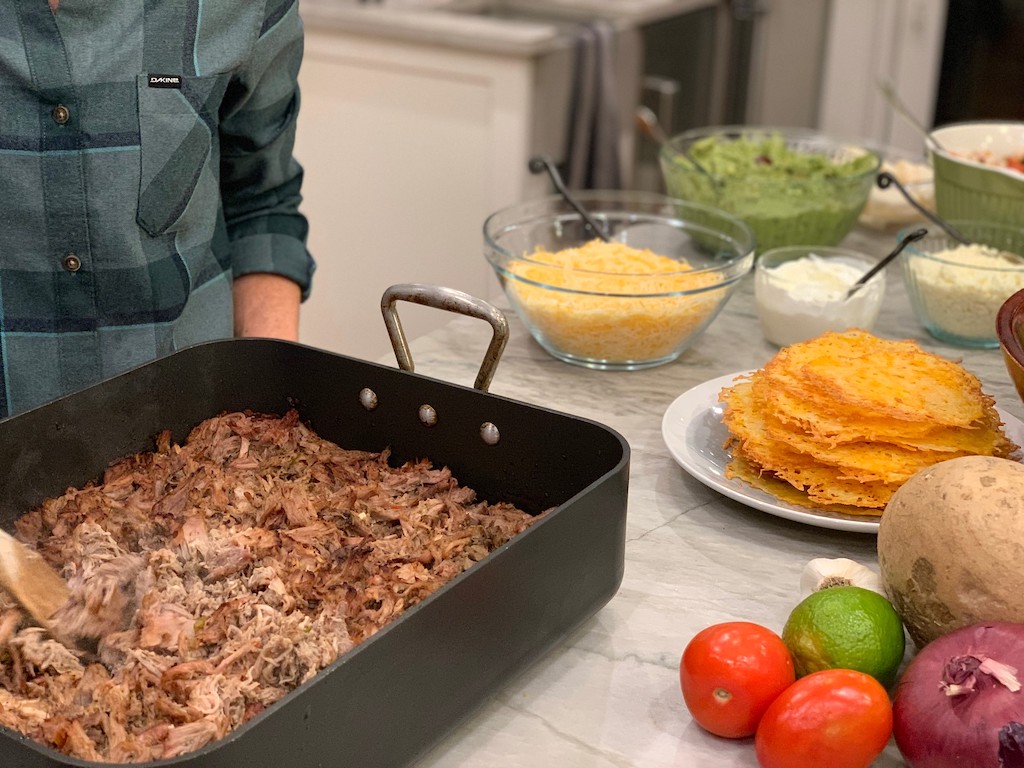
[[659, 126, 880, 253], [929, 122, 1024, 226]]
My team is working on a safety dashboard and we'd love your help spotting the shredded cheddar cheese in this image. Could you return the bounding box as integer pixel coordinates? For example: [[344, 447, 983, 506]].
[[506, 239, 725, 362]]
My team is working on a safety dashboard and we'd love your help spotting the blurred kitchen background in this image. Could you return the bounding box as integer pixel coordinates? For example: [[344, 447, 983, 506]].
[[293, 0, 1024, 361]]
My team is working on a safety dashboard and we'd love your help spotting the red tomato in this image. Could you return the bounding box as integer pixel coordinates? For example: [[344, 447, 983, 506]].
[[679, 621, 795, 738], [1008, 155, 1024, 174], [754, 668, 893, 768]]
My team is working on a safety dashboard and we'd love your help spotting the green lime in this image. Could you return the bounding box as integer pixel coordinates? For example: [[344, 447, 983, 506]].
[[782, 585, 906, 687]]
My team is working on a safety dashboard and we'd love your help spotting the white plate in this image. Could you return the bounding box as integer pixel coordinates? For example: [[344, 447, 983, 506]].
[[661, 371, 1024, 534]]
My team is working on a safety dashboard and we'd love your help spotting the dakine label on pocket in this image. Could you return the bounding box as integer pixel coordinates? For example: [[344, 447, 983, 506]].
[[148, 74, 182, 89]]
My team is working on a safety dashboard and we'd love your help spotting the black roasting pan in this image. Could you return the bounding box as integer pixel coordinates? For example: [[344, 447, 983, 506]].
[[0, 287, 630, 768]]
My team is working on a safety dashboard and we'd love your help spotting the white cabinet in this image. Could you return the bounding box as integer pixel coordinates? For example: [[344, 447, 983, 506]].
[[818, 0, 947, 153], [294, 26, 565, 362]]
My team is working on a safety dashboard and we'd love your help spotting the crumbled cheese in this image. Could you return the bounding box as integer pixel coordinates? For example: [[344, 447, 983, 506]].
[[908, 243, 1024, 340], [506, 239, 725, 362]]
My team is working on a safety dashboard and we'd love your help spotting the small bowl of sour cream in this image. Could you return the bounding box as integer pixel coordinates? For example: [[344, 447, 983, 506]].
[[754, 245, 886, 346]]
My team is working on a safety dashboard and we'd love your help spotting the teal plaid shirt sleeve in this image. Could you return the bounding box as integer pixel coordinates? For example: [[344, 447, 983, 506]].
[[221, 2, 315, 299]]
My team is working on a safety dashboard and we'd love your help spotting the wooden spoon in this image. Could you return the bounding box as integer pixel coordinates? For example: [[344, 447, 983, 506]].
[[0, 529, 69, 629]]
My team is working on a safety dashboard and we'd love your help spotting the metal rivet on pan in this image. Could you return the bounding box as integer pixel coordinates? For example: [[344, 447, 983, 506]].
[[419, 404, 438, 427], [480, 422, 500, 445], [359, 388, 378, 411]]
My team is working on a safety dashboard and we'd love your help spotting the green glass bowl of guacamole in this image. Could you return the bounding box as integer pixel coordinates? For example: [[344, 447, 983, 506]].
[[659, 126, 881, 253]]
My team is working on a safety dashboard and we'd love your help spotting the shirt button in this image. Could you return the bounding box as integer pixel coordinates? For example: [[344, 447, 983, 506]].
[[63, 254, 81, 272], [52, 104, 70, 125]]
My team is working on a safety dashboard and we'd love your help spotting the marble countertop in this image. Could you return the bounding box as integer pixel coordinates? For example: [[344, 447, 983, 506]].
[[376, 225, 1023, 768]]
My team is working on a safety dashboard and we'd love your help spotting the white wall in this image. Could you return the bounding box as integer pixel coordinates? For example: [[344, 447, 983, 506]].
[[294, 30, 537, 363], [744, 0, 832, 127], [818, 0, 948, 154]]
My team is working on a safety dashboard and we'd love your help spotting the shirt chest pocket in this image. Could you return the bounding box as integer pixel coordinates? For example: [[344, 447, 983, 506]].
[[135, 74, 227, 237]]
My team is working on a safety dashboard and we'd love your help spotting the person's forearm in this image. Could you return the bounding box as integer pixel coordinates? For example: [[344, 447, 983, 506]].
[[233, 273, 301, 341]]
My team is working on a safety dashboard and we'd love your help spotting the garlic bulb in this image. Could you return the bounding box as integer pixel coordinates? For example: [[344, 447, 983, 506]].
[[801, 557, 884, 597]]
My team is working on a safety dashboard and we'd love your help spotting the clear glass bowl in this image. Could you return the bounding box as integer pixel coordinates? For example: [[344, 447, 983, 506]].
[[483, 191, 755, 370], [659, 125, 881, 253], [755, 245, 885, 347], [899, 222, 1024, 348]]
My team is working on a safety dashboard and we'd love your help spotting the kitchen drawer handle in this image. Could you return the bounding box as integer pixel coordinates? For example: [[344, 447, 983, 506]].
[[380, 283, 509, 392]]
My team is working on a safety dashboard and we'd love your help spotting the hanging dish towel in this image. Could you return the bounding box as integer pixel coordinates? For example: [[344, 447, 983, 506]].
[[562, 20, 623, 191]]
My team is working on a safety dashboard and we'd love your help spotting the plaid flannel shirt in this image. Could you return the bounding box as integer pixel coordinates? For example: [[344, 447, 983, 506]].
[[0, 0, 314, 418]]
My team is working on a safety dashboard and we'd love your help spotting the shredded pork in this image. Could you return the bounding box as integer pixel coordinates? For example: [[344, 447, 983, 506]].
[[0, 410, 541, 762]]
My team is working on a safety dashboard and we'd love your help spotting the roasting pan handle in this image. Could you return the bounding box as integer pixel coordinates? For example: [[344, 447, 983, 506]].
[[381, 284, 509, 392]]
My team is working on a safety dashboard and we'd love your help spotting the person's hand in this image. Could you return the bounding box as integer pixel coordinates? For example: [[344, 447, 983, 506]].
[[232, 273, 301, 341]]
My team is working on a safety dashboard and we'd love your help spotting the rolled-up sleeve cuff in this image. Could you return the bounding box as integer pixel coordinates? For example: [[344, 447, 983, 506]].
[[231, 233, 316, 300]]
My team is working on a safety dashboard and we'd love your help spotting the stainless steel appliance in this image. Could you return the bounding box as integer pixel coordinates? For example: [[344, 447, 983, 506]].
[[634, 0, 762, 191]]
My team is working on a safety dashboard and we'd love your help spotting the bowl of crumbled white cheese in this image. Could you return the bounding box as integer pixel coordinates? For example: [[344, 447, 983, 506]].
[[900, 222, 1024, 348], [483, 191, 755, 370]]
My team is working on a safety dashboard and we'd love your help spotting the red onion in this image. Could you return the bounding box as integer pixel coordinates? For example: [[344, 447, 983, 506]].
[[893, 622, 1024, 768]]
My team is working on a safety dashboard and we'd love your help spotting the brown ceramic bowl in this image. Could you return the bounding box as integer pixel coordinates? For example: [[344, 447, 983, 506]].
[[997, 288, 1024, 403]]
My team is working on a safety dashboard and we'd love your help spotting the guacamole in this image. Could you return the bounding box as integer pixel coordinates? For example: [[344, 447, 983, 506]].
[[660, 132, 880, 252]]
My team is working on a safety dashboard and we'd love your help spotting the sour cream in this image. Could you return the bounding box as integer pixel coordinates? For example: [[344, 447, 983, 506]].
[[755, 250, 886, 346]]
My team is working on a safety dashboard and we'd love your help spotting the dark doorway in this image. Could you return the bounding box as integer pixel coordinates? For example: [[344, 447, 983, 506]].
[[934, 0, 1024, 125]]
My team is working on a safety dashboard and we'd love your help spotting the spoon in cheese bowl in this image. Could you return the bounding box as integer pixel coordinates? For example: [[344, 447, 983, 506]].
[[878, 173, 1024, 267], [528, 155, 611, 242]]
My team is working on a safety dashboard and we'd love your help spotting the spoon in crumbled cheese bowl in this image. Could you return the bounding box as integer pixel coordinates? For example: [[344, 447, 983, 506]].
[[877, 173, 1024, 270], [900, 222, 1024, 348], [483, 190, 755, 370]]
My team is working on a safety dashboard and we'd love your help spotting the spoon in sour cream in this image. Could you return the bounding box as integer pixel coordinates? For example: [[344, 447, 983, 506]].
[[845, 228, 928, 300]]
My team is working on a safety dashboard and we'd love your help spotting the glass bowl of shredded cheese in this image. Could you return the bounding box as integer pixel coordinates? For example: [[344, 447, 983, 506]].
[[900, 222, 1024, 348], [483, 191, 755, 370]]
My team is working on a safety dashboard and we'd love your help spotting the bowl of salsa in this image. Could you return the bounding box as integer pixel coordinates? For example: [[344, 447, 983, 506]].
[[928, 121, 1024, 227]]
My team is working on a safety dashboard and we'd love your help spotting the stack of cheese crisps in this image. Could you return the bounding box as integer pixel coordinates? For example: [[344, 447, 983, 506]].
[[720, 330, 1019, 513]]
